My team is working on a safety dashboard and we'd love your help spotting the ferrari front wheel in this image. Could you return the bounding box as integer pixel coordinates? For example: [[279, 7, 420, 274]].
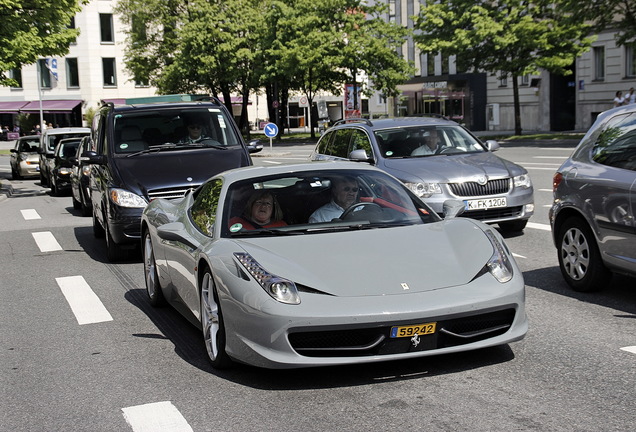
[[200, 270, 232, 369], [143, 231, 164, 306]]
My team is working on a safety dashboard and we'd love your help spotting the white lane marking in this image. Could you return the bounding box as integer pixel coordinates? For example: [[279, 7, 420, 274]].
[[533, 156, 569, 159], [21, 209, 41, 220], [263, 160, 282, 164], [56, 276, 113, 325], [620, 346, 636, 354], [527, 222, 551, 231], [539, 189, 552, 192], [122, 401, 194, 432], [512, 253, 527, 259], [32, 231, 63, 252], [516, 162, 562, 166]]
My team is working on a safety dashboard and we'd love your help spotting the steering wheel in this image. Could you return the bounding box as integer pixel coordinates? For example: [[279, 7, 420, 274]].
[[340, 202, 383, 220], [437, 146, 454, 154]]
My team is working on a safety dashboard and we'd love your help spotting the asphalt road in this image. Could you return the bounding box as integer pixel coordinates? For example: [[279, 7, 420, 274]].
[[1, 142, 635, 432]]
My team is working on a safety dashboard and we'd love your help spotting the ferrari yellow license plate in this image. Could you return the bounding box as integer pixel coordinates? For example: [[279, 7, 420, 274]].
[[390, 322, 436, 338]]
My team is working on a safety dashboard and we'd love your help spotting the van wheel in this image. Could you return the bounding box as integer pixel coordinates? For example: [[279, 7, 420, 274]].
[[40, 172, 47, 186], [105, 219, 128, 262], [92, 208, 105, 238]]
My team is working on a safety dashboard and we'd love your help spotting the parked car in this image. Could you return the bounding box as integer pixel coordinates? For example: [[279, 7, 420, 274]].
[[70, 136, 93, 216], [38, 127, 90, 186], [48, 137, 81, 196], [550, 104, 636, 292], [9, 135, 40, 179], [310, 117, 534, 232], [84, 98, 262, 261], [141, 162, 527, 369]]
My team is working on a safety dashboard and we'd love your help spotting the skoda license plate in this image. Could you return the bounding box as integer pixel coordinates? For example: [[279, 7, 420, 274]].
[[464, 197, 507, 210]]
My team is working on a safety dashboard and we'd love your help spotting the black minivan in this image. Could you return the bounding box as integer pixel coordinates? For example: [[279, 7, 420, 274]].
[[83, 99, 262, 261]]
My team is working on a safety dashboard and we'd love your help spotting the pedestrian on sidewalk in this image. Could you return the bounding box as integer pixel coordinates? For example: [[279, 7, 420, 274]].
[[613, 91, 625, 107]]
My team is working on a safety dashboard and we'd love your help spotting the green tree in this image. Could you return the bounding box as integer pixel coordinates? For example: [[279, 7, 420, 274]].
[[561, 0, 635, 48], [0, 0, 87, 86], [414, 0, 594, 135]]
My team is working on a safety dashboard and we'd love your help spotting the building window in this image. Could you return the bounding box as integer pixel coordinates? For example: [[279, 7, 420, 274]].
[[66, 58, 79, 88], [388, 0, 396, 23], [9, 68, 23, 88], [427, 53, 435, 76], [499, 73, 508, 87], [626, 45, 635, 78], [102, 58, 117, 86], [520, 75, 529, 86], [593, 46, 605, 80], [100, 13, 114, 43], [38, 59, 51, 88], [441, 53, 449, 75]]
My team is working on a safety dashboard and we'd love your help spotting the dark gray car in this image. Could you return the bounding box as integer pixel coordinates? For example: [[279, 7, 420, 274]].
[[550, 104, 636, 292], [310, 117, 534, 232]]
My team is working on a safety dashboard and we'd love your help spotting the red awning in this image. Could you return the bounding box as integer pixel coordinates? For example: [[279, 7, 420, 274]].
[[0, 100, 29, 114], [20, 100, 82, 113]]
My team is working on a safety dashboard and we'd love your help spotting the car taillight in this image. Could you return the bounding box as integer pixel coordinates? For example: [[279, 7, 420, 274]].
[[552, 172, 563, 191]]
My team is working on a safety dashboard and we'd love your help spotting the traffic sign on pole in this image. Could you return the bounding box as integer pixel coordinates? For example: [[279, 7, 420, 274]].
[[264, 122, 278, 150]]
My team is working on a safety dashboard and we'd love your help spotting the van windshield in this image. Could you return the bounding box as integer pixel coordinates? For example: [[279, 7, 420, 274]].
[[113, 108, 241, 154]]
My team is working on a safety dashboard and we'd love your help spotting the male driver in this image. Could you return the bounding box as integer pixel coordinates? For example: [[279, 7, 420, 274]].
[[411, 128, 442, 156], [309, 176, 359, 223]]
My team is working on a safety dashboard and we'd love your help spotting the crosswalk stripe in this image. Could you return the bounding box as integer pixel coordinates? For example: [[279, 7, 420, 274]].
[[56, 276, 113, 325], [32, 231, 63, 252], [21, 209, 41, 220], [620, 346, 636, 354], [122, 401, 193, 432]]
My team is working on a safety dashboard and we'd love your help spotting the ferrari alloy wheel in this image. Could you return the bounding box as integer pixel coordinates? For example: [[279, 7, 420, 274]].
[[143, 232, 164, 306], [557, 217, 610, 292], [200, 270, 232, 369]]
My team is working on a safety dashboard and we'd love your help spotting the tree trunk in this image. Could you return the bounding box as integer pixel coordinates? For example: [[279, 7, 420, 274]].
[[512, 74, 522, 136]]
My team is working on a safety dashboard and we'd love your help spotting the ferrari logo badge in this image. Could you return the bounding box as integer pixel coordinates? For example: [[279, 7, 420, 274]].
[[411, 334, 420, 347]]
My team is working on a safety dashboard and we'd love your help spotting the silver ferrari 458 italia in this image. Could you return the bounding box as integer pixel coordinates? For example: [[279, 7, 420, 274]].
[[141, 162, 527, 369]]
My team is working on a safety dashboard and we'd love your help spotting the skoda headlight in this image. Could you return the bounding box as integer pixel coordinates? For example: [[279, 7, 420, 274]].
[[484, 230, 513, 283], [109, 188, 147, 208], [405, 182, 442, 198], [234, 252, 300, 304], [513, 174, 532, 189]]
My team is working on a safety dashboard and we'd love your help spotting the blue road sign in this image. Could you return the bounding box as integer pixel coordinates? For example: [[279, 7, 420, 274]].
[[264, 123, 279, 138]]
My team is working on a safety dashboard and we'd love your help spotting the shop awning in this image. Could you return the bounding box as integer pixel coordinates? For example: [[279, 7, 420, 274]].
[[0, 101, 29, 114], [20, 100, 82, 113]]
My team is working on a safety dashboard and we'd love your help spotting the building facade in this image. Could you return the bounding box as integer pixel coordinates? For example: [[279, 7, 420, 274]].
[[372, 0, 636, 132]]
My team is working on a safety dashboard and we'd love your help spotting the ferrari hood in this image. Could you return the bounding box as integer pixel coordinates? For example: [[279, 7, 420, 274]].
[[234, 219, 495, 297]]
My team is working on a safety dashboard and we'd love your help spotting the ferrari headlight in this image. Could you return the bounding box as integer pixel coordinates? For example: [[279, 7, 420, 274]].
[[109, 188, 147, 208], [404, 182, 442, 198], [513, 174, 532, 189], [484, 229, 513, 283], [234, 252, 300, 304]]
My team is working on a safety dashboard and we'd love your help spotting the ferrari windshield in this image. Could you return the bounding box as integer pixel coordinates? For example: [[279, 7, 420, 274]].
[[374, 125, 486, 158], [220, 169, 439, 237], [113, 107, 240, 154]]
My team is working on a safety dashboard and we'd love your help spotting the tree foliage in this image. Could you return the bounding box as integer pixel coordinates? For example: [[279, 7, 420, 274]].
[[561, 0, 635, 48], [114, 0, 412, 133], [414, 0, 594, 134], [0, 0, 87, 86]]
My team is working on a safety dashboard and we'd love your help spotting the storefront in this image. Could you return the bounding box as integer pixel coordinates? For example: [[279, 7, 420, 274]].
[[397, 73, 487, 131]]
